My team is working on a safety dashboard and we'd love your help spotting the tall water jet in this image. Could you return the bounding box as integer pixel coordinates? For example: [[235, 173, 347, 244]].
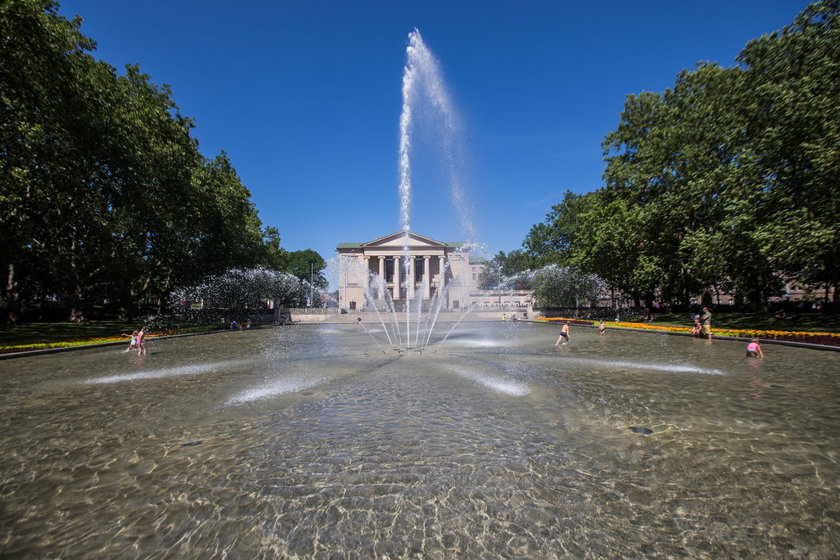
[[394, 29, 482, 350], [398, 29, 477, 245]]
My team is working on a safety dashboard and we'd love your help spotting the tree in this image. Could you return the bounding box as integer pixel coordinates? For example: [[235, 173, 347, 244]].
[[738, 0, 840, 306], [279, 249, 328, 291], [596, 1, 840, 309], [601, 63, 756, 306], [497, 250, 536, 278], [259, 226, 288, 271], [531, 265, 604, 308], [477, 251, 533, 291], [169, 267, 311, 322], [524, 190, 598, 267], [1, 1, 277, 322], [520, 2, 839, 310]]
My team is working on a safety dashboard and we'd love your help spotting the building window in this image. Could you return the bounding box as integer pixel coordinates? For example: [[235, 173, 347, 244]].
[[385, 257, 394, 282]]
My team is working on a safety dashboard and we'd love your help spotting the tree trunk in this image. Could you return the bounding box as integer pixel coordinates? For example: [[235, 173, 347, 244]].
[[755, 281, 770, 313], [67, 284, 86, 322], [155, 272, 172, 316], [5, 263, 21, 325]]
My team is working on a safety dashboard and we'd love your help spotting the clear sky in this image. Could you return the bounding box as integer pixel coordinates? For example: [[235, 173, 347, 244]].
[[58, 0, 811, 265]]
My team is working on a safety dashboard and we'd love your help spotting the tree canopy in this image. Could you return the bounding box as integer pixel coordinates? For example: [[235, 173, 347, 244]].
[[0, 1, 326, 323], [524, 1, 840, 310]]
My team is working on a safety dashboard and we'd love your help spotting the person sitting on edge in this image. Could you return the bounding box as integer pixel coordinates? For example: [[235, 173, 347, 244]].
[[555, 322, 571, 345], [746, 338, 764, 358], [690, 318, 702, 337]]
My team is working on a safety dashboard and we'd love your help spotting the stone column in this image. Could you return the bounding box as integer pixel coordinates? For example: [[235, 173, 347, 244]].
[[408, 257, 415, 299], [439, 256, 447, 309], [393, 256, 400, 300], [378, 256, 385, 300], [424, 256, 431, 299], [363, 257, 370, 289]]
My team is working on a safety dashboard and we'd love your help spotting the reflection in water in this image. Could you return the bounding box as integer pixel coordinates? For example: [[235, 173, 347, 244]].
[[0, 323, 838, 558], [445, 365, 531, 396], [84, 359, 253, 385], [547, 355, 726, 375]]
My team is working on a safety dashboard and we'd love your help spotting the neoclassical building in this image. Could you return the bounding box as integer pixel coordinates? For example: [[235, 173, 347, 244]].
[[336, 231, 482, 311]]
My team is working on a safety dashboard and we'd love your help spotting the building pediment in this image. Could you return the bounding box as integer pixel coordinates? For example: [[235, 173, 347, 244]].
[[362, 231, 448, 250]]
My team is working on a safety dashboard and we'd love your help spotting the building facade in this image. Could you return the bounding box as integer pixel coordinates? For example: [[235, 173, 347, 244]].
[[336, 231, 479, 311]]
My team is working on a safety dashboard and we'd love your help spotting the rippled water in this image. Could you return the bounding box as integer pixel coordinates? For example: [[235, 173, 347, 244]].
[[1, 323, 839, 558]]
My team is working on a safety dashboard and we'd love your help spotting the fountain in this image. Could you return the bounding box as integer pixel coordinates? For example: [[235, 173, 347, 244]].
[[1, 30, 839, 559], [333, 29, 483, 354], [2, 323, 840, 557]]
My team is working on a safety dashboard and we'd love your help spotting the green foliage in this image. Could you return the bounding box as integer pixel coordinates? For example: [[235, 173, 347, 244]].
[[279, 249, 328, 289], [524, 1, 840, 310], [0, 1, 300, 323], [524, 190, 597, 267], [477, 250, 535, 290], [531, 265, 604, 308]]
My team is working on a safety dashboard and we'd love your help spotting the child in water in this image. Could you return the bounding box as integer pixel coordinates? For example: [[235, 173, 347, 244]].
[[122, 330, 138, 352], [690, 318, 702, 337], [598, 320, 606, 335], [746, 338, 764, 358], [555, 322, 571, 345]]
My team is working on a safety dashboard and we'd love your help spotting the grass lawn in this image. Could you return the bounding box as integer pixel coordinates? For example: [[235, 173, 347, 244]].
[[0, 320, 139, 346], [649, 312, 840, 333]]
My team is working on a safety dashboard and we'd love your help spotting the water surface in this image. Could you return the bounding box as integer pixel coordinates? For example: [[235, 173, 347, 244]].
[[1, 323, 838, 558]]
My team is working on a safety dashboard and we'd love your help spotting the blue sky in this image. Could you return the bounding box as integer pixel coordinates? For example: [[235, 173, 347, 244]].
[[58, 0, 811, 264]]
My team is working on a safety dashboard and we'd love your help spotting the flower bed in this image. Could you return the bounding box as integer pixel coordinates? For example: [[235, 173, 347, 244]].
[[0, 325, 222, 355], [536, 317, 840, 347]]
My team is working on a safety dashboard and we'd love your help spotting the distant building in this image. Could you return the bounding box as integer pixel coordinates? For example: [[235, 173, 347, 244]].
[[336, 231, 475, 311]]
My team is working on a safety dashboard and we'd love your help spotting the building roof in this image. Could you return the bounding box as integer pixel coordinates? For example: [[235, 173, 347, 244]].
[[337, 232, 465, 250]]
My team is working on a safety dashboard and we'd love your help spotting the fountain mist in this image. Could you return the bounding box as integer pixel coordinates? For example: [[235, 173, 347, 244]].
[[398, 29, 477, 244]]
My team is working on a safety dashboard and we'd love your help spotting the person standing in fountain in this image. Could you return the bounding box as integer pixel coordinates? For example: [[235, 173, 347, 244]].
[[136, 327, 147, 356], [121, 330, 138, 352], [598, 321, 606, 335], [555, 322, 571, 345], [700, 306, 713, 341]]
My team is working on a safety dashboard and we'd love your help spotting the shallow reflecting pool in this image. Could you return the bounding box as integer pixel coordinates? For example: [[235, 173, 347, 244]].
[[1, 322, 839, 558]]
